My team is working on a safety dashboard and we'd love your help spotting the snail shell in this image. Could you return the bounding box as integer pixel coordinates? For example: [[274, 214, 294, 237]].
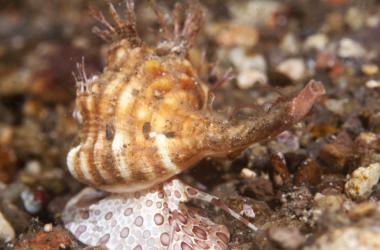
[[67, 1, 325, 193]]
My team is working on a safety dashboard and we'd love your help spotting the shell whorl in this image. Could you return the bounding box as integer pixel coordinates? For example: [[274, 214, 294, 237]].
[[68, 40, 211, 192]]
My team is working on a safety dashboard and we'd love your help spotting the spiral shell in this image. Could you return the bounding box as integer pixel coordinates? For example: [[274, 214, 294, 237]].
[[67, 0, 211, 192], [67, 0, 326, 193]]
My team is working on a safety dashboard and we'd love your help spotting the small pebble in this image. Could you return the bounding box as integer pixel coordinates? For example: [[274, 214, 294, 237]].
[[338, 38, 367, 59], [21, 189, 42, 214], [0, 126, 13, 145], [24, 160, 42, 176], [361, 64, 379, 76], [0, 211, 15, 242], [44, 223, 53, 232], [229, 48, 267, 72], [240, 168, 257, 179], [319, 133, 353, 173], [316, 52, 337, 70], [348, 202, 376, 221], [345, 163, 380, 200], [366, 79, 380, 89], [269, 226, 305, 250], [276, 58, 306, 81], [229, 1, 282, 27], [366, 14, 380, 28], [210, 22, 259, 48], [0, 146, 16, 184], [281, 33, 300, 55], [303, 33, 329, 51], [324, 98, 349, 115], [240, 204, 255, 219], [345, 7, 365, 31], [294, 159, 322, 186], [313, 193, 346, 213], [21, 187, 49, 214], [274, 131, 300, 153], [355, 132, 380, 152], [270, 153, 290, 187], [304, 227, 380, 250], [237, 69, 267, 89]]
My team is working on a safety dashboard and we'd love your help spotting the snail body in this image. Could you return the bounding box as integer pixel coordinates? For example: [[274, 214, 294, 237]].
[[67, 0, 325, 193], [64, 1, 325, 248]]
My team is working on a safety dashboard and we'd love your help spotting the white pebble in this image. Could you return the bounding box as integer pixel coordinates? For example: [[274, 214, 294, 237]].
[[345, 7, 365, 31], [276, 58, 306, 81], [229, 48, 267, 72], [229, 1, 282, 27], [324, 98, 348, 115], [345, 163, 380, 200], [281, 33, 300, 55], [366, 14, 380, 28], [303, 33, 329, 51], [240, 204, 255, 219], [25, 160, 41, 176], [21, 189, 42, 214], [338, 38, 367, 59], [237, 69, 267, 89], [240, 168, 257, 179], [0, 211, 15, 242], [43, 223, 53, 232], [366, 80, 380, 89]]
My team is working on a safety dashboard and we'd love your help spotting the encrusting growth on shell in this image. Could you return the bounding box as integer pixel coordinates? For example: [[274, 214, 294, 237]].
[[64, 0, 325, 249]]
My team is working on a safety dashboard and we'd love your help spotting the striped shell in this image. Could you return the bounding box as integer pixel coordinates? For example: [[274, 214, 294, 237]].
[[68, 41, 211, 192], [67, 1, 326, 193]]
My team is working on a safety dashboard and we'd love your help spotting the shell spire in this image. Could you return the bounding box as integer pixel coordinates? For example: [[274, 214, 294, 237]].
[[67, 0, 325, 193]]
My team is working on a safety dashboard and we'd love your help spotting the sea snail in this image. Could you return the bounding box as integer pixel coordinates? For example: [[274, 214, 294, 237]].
[[67, 0, 325, 193]]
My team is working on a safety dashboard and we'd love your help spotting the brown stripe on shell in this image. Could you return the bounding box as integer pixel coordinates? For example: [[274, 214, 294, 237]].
[[79, 146, 101, 184], [93, 72, 125, 184], [95, 49, 146, 184], [76, 94, 105, 184], [71, 96, 90, 182], [124, 74, 153, 183], [112, 75, 141, 182], [76, 96, 91, 144], [108, 50, 147, 184], [71, 146, 86, 182], [142, 144, 168, 180], [138, 57, 176, 178], [147, 74, 185, 173]]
